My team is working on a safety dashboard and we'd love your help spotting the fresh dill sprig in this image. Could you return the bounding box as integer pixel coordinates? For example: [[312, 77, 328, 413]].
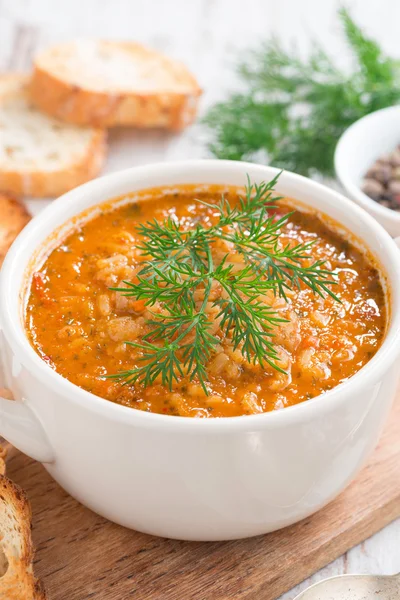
[[109, 174, 339, 393], [203, 7, 400, 177]]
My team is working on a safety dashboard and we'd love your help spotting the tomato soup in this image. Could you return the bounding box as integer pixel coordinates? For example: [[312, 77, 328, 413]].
[[25, 186, 387, 417]]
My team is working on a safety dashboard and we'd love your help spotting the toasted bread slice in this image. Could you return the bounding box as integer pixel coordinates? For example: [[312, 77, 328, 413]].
[[0, 193, 31, 266], [0, 475, 46, 599], [30, 40, 202, 130], [0, 74, 106, 198]]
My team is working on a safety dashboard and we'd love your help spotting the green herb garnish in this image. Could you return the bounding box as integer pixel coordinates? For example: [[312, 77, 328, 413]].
[[109, 174, 338, 393], [204, 7, 400, 177]]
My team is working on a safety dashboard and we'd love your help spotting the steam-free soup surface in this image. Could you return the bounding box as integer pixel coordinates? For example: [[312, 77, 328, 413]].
[[26, 186, 386, 417]]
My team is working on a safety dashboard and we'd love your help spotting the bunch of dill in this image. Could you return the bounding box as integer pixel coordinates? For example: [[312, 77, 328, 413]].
[[203, 8, 400, 177], [109, 176, 338, 392]]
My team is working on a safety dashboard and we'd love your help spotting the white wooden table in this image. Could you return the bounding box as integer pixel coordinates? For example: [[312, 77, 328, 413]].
[[1, 0, 399, 597]]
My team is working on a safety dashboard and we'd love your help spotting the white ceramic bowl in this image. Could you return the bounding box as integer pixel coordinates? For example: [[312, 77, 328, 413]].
[[335, 105, 400, 237], [1, 160, 400, 541]]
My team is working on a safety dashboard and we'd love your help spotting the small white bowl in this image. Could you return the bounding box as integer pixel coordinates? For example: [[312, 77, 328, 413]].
[[335, 105, 400, 237]]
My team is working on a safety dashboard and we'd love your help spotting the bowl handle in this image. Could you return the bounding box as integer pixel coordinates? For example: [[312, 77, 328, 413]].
[[0, 328, 54, 463], [0, 392, 54, 463]]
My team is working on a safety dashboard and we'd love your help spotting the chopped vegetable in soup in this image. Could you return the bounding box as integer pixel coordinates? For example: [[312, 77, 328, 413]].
[[25, 182, 387, 418]]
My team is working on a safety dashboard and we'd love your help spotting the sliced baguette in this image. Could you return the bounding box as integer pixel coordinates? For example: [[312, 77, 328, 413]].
[[0, 74, 106, 198], [0, 193, 31, 265], [31, 40, 202, 130], [0, 473, 46, 599]]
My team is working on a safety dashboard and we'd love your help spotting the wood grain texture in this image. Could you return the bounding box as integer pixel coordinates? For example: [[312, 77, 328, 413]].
[[5, 396, 399, 600]]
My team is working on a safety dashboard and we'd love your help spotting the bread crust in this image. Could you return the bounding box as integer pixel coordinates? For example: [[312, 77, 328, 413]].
[[0, 194, 31, 265], [0, 475, 46, 599], [31, 41, 202, 129], [0, 74, 107, 198], [0, 444, 7, 476]]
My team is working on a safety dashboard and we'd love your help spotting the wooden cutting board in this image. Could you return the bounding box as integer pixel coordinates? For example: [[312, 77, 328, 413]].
[[6, 396, 400, 600]]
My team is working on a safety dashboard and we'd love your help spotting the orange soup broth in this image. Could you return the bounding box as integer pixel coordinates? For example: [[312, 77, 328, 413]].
[[25, 186, 387, 418]]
